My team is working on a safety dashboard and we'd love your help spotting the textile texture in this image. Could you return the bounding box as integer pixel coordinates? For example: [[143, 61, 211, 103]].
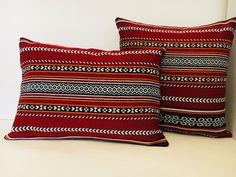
[[6, 38, 168, 146], [116, 17, 236, 137]]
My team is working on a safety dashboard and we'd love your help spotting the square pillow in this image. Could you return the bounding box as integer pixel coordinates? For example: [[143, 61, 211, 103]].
[[5, 38, 168, 146], [116, 17, 236, 137]]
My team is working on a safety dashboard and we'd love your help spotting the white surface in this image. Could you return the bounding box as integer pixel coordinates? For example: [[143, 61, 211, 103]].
[[0, 0, 228, 120], [0, 120, 236, 177]]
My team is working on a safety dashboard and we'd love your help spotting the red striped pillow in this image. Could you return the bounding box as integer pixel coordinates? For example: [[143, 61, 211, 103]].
[[5, 38, 168, 146], [115, 17, 236, 137]]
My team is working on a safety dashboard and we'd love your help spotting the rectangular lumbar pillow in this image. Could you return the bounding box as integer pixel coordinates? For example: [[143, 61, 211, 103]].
[[115, 17, 236, 137], [5, 38, 168, 146]]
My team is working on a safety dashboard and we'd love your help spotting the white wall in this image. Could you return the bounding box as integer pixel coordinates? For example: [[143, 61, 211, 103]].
[[1, 0, 234, 135], [226, 0, 236, 139]]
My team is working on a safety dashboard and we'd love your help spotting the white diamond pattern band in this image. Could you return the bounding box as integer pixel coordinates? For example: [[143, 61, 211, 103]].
[[17, 104, 160, 114], [22, 65, 159, 75], [161, 114, 225, 127], [21, 81, 160, 97], [121, 41, 231, 50]]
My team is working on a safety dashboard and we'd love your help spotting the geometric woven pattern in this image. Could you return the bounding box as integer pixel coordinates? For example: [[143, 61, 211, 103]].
[[17, 104, 160, 114], [21, 81, 161, 97], [11, 126, 162, 136], [6, 38, 168, 146], [116, 17, 236, 137]]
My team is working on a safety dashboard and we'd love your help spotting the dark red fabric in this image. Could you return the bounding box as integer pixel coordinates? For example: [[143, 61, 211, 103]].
[[6, 38, 168, 146], [116, 17, 236, 137]]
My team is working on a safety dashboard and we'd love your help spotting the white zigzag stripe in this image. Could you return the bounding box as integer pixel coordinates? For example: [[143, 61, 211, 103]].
[[118, 26, 235, 34], [161, 83, 225, 88], [12, 126, 162, 136], [19, 47, 163, 56], [16, 113, 159, 120], [21, 60, 159, 67], [161, 96, 225, 103], [120, 37, 231, 42]]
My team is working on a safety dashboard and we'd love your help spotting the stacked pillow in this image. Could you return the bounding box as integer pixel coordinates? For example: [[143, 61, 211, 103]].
[[6, 17, 236, 145], [116, 17, 236, 138]]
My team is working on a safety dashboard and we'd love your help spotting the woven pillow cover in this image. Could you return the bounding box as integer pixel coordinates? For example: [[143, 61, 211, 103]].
[[116, 17, 236, 137], [5, 38, 168, 146]]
